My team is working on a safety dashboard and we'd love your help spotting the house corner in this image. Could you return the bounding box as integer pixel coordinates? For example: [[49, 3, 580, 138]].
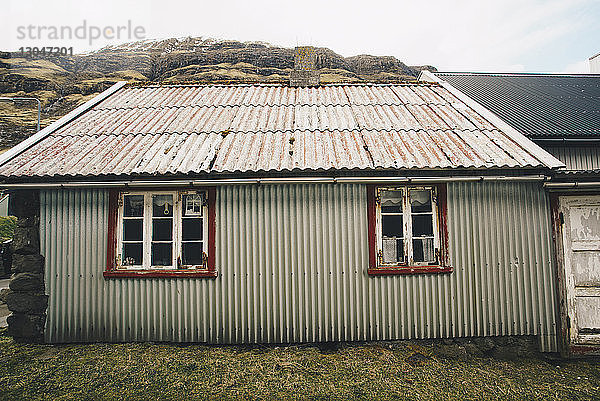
[[5, 190, 47, 342]]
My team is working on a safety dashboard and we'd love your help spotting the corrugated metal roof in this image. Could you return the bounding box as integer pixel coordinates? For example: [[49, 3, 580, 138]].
[[436, 73, 600, 139], [0, 83, 557, 179]]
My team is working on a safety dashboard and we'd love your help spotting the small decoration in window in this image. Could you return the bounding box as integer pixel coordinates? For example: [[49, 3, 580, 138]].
[[123, 256, 136, 266], [185, 194, 204, 216], [152, 195, 174, 217]]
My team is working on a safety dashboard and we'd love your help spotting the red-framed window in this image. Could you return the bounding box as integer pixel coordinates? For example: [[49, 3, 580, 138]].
[[367, 184, 451, 275], [104, 187, 217, 278]]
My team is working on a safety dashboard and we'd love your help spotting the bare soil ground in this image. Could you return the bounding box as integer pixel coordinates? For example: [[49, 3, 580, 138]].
[[0, 329, 599, 400]]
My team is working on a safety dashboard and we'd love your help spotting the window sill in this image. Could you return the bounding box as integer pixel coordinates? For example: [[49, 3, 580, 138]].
[[368, 266, 453, 276], [103, 269, 218, 279]]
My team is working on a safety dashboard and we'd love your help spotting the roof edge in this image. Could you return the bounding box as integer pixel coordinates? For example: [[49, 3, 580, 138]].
[[419, 70, 566, 170], [429, 71, 600, 78], [0, 81, 128, 169], [0, 174, 550, 189]]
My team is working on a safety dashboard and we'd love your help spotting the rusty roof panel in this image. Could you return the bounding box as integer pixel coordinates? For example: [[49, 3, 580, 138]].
[[59, 103, 501, 135], [212, 130, 373, 173], [0, 133, 222, 177], [0, 83, 553, 179]]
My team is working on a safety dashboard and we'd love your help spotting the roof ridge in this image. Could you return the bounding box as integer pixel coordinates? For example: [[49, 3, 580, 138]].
[[125, 82, 440, 89], [93, 102, 455, 110], [49, 127, 513, 138]]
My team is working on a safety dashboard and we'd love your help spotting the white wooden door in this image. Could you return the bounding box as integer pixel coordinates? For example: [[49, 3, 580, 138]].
[[560, 196, 600, 345]]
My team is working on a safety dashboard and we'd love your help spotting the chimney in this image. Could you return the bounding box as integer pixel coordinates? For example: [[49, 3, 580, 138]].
[[289, 46, 320, 87]]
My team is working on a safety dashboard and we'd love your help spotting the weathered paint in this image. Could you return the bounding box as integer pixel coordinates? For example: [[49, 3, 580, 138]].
[[558, 196, 600, 348], [40, 182, 558, 350]]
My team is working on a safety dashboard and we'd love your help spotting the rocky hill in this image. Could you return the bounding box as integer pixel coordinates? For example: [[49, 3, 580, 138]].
[[0, 37, 436, 148]]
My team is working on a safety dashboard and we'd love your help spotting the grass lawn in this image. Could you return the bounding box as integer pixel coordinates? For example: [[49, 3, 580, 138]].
[[0, 329, 599, 400]]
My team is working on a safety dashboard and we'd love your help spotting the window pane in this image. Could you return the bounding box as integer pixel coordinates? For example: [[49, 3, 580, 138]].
[[123, 219, 143, 241], [412, 215, 433, 237], [123, 243, 143, 266], [182, 218, 203, 241], [152, 219, 173, 241], [183, 194, 203, 216], [152, 194, 173, 217], [381, 189, 403, 213], [182, 242, 203, 266], [124, 195, 144, 217], [382, 215, 403, 237], [382, 238, 404, 264], [410, 189, 432, 213], [151, 243, 172, 266], [413, 238, 435, 263]]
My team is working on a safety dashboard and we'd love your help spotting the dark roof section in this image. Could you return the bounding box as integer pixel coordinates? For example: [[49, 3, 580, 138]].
[[435, 73, 600, 139]]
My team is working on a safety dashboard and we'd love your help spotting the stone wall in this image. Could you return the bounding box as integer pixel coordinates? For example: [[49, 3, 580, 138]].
[[6, 190, 47, 342]]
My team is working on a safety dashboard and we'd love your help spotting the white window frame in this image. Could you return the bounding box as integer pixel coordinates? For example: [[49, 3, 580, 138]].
[[116, 190, 209, 270], [375, 186, 440, 267]]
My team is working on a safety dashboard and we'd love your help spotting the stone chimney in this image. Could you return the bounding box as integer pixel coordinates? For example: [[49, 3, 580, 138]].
[[289, 46, 320, 87]]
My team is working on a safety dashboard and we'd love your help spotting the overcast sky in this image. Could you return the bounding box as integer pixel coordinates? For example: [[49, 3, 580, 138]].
[[2, 0, 599, 73]]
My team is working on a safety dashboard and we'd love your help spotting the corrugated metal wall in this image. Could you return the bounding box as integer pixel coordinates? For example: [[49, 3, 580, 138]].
[[40, 182, 558, 351], [543, 145, 600, 171]]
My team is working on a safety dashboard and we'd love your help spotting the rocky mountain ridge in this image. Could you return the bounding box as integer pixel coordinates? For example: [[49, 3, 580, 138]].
[[0, 37, 436, 148]]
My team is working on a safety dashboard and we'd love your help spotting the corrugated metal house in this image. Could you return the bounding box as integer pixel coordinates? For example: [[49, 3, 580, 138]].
[[421, 71, 600, 356], [1, 68, 569, 351]]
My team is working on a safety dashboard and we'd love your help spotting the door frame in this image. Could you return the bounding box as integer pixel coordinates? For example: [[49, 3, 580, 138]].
[[550, 192, 600, 357]]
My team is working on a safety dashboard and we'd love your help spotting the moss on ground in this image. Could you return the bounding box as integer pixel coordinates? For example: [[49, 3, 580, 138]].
[[0, 329, 599, 400]]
